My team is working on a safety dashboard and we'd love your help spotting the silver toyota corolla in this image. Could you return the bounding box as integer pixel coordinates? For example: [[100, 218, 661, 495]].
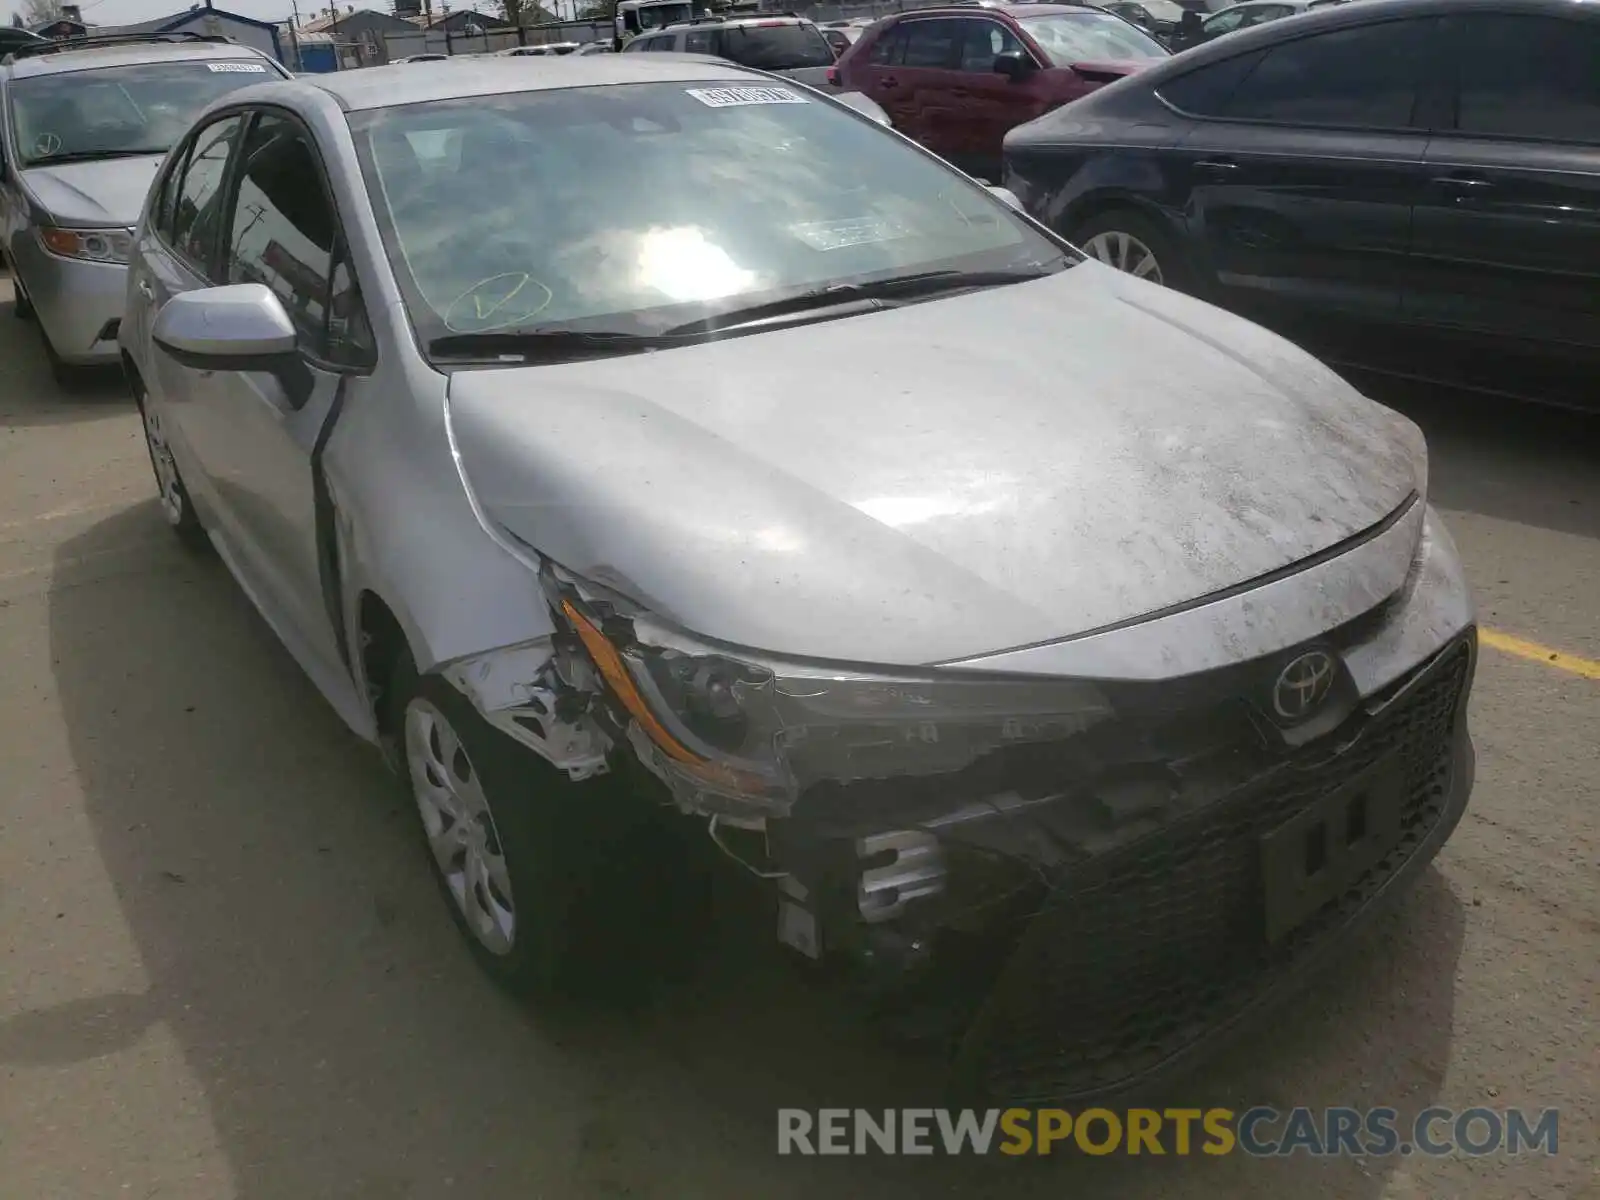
[[0, 35, 288, 383], [120, 56, 1477, 1103]]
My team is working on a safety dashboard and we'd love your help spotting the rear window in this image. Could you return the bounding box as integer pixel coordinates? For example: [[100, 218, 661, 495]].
[[715, 22, 836, 69]]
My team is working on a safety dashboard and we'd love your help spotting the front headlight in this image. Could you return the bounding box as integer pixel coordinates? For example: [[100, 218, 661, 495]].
[[39, 225, 134, 265], [543, 567, 1112, 818]]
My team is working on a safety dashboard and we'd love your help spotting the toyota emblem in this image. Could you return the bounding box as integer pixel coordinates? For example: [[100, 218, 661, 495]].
[[1272, 650, 1336, 721]]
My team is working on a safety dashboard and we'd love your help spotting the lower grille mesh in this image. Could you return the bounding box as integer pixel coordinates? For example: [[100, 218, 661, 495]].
[[952, 640, 1471, 1104]]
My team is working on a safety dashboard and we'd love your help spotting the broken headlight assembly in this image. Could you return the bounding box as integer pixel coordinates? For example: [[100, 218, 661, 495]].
[[542, 567, 1114, 820]]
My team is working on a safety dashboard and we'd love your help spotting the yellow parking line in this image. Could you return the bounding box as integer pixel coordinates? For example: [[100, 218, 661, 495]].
[[1481, 627, 1600, 680]]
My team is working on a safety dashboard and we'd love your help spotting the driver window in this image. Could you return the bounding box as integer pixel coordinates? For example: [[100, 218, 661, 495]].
[[957, 19, 1025, 71], [224, 112, 357, 363]]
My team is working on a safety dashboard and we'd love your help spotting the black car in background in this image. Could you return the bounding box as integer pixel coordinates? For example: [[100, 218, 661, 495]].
[[1099, 0, 1188, 43], [1003, 0, 1600, 410], [0, 27, 46, 57]]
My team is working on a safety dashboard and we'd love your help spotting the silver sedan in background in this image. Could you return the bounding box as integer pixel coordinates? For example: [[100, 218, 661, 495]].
[[119, 55, 1476, 1105], [0, 35, 289, 383]]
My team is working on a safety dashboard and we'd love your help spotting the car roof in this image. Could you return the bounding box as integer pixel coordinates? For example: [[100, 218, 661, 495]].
[[1208, 0, 1314, 12], [2, 37, 272, 80], [302, 54, 775, 111], [1144, 0, 1600, 73], [886, 2, 1106, 18], [660, 14, 814, 27]]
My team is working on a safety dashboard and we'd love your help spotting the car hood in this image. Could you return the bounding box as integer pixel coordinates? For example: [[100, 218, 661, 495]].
[[20, 155, 163, 226], [448, 264, 1425, 667]]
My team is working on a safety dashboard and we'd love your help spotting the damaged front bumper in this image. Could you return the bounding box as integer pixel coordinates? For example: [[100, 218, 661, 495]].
[[437, 528, 1477, 1105]]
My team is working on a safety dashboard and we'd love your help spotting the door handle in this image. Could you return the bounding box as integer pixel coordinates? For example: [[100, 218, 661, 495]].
[[1431, 174, 1494, 191], [880, 75, 899, 88], [1193, 159, 1239, 175]]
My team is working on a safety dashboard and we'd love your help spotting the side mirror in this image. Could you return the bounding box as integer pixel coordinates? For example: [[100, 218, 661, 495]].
[[832, 89, 892, 126], [985, 183, 1024, 211], [993, 50, 1034, 81], [153, 283, 314, 409]]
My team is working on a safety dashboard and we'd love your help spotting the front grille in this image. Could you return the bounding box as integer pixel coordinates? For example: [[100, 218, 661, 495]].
[[951, 638, 1472, 1105]]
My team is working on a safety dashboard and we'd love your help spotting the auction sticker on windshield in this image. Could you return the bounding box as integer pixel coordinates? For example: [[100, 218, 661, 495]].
[[207, 62, 268, 72], [790, 216, 913, 251], [686, 85, 807, 107]]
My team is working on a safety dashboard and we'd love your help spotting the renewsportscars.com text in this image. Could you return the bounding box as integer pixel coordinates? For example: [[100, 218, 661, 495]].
[[777, 1106, 1560, 1157]]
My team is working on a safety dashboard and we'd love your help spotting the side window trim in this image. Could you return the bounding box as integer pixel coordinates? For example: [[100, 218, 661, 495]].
[[220, 105, 376, 373]]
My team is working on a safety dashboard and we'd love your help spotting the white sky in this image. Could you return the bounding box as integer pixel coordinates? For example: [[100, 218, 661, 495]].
[[4, 0, 331, 29]]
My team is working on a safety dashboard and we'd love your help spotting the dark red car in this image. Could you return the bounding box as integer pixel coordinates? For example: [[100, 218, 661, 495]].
[[833, 3, 1169, 177]]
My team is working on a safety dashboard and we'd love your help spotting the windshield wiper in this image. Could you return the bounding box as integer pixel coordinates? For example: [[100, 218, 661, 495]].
[[428, 264, 1064, 362], [429, 329, 686, 364], [659, 264, 1062, 337], [27, 148, 168, 166]]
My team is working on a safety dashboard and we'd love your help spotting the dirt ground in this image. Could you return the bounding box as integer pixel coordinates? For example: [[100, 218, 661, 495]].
[[1, 269, 1595, 1199]]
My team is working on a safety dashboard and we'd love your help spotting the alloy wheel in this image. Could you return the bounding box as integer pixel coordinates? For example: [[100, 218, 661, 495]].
[[1081, 230, 1165, 285], [404, 697, 518, 956]]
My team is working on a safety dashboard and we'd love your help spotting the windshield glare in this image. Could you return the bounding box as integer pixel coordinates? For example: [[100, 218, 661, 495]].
[[1020, 12, 1169, 63], [354, 81, 1062, 347], [719, 24, 836, 69], [9, 60, 277, 167]]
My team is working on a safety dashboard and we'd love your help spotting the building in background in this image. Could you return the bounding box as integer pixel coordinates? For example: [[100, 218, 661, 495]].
[[102, 2, 287, 61]]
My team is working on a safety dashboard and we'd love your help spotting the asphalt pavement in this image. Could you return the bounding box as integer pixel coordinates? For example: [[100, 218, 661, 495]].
[[1, 269, 1595, 1200]]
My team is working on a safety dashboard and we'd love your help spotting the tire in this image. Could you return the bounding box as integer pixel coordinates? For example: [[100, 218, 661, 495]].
[[1070, 207, 1194, 293], [385, 651, 693, 998], [12, 274, 33, 321], [132, 376, 210, 552], [40, 323, 86, 389]]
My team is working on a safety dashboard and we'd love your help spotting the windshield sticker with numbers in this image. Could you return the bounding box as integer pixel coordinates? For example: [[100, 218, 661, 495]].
[[685, 85, 808, 108], [207, 61, 269, 72], [789, 217, 914, 252]]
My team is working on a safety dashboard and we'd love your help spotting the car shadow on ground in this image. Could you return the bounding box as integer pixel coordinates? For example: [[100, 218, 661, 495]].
[[1355, 375, 1600, 544], [38, 500, 1467, 1199], [0, 283, 128, 426]]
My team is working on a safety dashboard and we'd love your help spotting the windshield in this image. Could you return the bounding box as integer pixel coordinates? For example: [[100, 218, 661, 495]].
[[716, 24, 836, 69], [353, 81, 1065, 352], [9, 59, 279, 168], [1019, 11, 1169, 63]]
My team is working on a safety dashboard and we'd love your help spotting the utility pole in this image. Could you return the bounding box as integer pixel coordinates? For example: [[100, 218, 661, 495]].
[[288, 0, 304, 71], [441, 0, 452, 54]]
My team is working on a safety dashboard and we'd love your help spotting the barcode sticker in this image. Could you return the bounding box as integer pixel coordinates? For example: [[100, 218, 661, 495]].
[[685, 85, 807, 108], [207, 61, 268, 73]]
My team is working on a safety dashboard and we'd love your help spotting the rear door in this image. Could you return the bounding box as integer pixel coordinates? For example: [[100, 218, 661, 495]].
[[1174, 17, 1440, 328], [861, 17, 967, 153], [1406, 12, 1600, 367]]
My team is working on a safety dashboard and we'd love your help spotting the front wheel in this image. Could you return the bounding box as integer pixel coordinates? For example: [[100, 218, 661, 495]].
[[386, 651, 699, 997], [135, 381, 209, 551], [1070, 209, 1192, 292]]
